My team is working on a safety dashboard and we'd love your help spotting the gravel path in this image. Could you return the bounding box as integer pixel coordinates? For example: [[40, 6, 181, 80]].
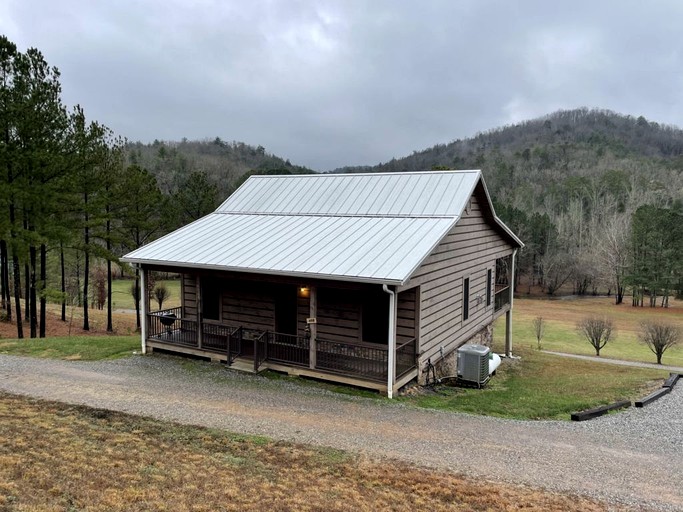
[[543, 351, 683, 373], [1, 354, 681, 511]]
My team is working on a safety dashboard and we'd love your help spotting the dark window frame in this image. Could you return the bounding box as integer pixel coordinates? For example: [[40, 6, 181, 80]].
[[463, 277, 470, 321], [486, 269, 492, 307]]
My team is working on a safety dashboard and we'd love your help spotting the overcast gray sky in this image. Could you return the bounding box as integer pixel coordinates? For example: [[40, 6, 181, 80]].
[[3, 1, 683, 170]]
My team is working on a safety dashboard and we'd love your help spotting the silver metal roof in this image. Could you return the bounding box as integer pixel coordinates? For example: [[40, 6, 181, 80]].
[[122, 170, 522, 284], [122, 213, 456, 284], [217, 170, 481, 217]]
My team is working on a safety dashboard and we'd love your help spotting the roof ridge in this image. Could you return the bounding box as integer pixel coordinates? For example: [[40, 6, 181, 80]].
[[211, 211, 459, 219], [248, 169, 481, 178]]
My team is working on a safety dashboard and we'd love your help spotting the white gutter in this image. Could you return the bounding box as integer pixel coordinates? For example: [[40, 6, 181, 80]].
[[382, 284, 396, 399], [140, 265, 147, 355]]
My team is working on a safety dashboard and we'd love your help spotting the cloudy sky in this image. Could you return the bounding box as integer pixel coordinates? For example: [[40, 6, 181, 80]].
[[3, 1, 683, 170]]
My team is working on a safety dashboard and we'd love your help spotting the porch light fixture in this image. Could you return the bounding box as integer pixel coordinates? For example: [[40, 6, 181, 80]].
[[299, 286, 310, 298]]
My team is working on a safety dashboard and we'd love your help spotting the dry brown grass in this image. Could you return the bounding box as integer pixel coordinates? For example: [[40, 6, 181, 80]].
[[515, 296, 683, 333], [0, 303, 137, 340], [0, 393, 611, 512]]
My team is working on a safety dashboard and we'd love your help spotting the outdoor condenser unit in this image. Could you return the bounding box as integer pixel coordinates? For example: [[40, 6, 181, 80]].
[[456, 344, 490, 387]]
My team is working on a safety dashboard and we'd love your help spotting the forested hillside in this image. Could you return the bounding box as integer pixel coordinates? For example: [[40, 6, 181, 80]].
[[336, 109, 683, 303], [127, 138, 314, 199]]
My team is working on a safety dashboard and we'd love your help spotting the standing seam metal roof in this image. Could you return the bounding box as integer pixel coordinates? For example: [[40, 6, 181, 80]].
[[121, 170, 521, 284]]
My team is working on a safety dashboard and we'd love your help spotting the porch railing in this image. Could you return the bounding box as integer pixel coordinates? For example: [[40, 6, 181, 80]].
[[147, 308, 197, 347], [494, 286, 510, 311], [396, 338, 417, 379], [202, 322, 238, 353], [316, 338, 389, 382], [146, 311, 418, 383]]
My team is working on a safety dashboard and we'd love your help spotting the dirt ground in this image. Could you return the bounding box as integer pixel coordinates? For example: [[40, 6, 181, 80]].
[[0, 303, 137, 339]]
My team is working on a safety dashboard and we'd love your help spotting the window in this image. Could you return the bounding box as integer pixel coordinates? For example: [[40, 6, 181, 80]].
[[486, 269, 492, 307], [463, 277, 470, 321], [201, 277, 220, 321], [495, 255, 512, 311]]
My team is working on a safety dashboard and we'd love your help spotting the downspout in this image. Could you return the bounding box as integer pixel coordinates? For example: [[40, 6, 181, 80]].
[[382, 284, 396, 399], [505, 249, 518, 357], [140, 265, 147, 355]]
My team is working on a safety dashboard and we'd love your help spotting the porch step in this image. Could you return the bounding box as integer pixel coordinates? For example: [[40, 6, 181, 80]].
[[227, 358, 258, 374]]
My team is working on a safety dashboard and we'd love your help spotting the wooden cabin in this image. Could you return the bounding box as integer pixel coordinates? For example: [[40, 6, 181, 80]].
[[121, 170, 523, 397]]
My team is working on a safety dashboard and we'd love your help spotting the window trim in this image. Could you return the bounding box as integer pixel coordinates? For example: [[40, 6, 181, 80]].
[[463, 276, 470, 322], [486, 268, 492, 307]]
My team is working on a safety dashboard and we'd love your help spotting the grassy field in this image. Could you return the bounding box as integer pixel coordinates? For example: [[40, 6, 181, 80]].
[[0, 393, 609, 512], [0, 335, 139, 360], [403, 342, 667, 420], [109, 278, 181, 310], [507, 296, 683, 367]]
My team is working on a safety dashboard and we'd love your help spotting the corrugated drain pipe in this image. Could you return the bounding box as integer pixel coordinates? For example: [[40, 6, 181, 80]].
[[382, 284, 396, 399]]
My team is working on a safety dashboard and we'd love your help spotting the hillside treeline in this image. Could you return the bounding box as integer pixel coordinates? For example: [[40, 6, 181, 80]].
[[337, 109, 683, 304], [127, 138, 313, 199]]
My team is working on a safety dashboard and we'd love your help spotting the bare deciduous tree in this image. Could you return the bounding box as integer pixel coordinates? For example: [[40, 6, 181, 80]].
[[153, 283, 170, 310], [595, 214, 631, 304], [638, 321, 681, 365], [533, 316, 545, 350], [577, 316, 615, 356]]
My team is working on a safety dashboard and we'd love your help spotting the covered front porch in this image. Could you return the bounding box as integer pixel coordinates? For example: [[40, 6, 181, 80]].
[[141, 268, 419, 394]]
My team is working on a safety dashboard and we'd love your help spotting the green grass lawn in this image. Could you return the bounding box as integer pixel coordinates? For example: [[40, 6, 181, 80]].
[[508, 297, 683, 367], [402, 343, 668, 420], [109, 279, 181, 311], [0, 335, 139, 360]]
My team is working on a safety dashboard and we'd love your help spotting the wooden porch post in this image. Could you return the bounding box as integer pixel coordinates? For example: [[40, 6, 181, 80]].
[[309, 285, 317, 369], [196, 276, 203, 349], [505, 249, 517, 357], [140, 266, 147, 355]]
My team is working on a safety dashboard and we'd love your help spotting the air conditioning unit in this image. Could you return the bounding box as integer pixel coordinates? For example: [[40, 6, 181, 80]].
[[457, 344, 490, 387]]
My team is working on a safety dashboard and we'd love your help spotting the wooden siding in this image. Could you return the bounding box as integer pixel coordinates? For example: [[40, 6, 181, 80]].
[[221, 281, 275, 331], [178, 273, 420, 349], [404, 185, 513, 365], [182, 274, 197, 320], [397, 288, 416, 345], [317, 287, 361, 343]]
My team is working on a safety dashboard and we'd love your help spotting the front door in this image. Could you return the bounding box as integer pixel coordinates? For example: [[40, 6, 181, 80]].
[[274, 284, 297, 335]]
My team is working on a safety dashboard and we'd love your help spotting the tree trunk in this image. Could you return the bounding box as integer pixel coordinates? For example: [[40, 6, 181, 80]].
[[0, 239, 10, 320], [29, 245, 37, 338], [24, 262, 29, 322], [40, 243, 46, 337], [83, 248, 89, 330], [106, 217, 113, 332], [12, 254, 23, 339], [60, 242, 66, 322], [83, 193, 89, 331]]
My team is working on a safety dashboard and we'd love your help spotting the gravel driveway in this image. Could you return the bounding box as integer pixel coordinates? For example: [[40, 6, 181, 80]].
[[1, 354, 681, 511]]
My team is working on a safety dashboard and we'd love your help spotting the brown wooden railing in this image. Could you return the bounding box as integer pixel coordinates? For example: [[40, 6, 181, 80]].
[[227, 326, 243, 364], [254, 331, 269, 372], [146, 311, 417, 384], [396, 338, 417, 379], [202, 322, 237, 353], [494, 286, 510, 311], [147, 308, 197, 347], [316, 338, 389, 382], [265, 332, 310, 367]]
